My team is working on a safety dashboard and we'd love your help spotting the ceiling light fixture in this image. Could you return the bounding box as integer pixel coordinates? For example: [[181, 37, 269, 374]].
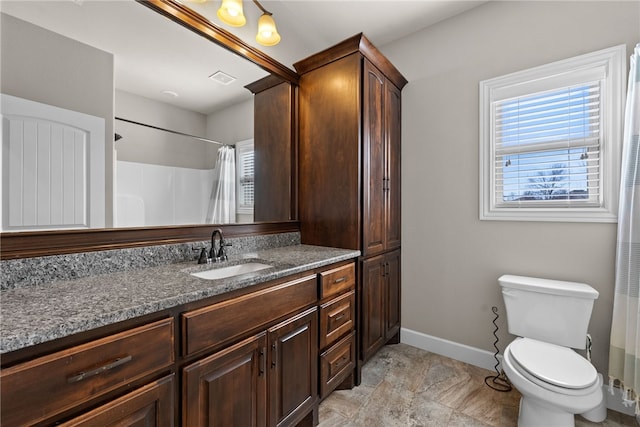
[[252, 1, 281, 47], [217, 0, 246, 27], [216, 0, 280, 46]]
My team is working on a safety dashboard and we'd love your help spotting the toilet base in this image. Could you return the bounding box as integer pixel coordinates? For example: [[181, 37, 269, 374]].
[[518, 396, 576, 427], [579, 374, 607, 423]]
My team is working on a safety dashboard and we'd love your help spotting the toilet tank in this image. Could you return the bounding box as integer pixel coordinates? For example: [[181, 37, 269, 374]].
[[499, 275, 599, 349]]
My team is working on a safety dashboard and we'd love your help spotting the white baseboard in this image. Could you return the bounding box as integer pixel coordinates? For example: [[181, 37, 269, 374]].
[[400, 327, 501, 372], [400, 327, 636, 417]]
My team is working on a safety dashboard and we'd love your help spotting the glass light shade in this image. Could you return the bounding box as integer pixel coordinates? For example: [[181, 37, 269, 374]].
[[256, 13, 280, 46], [217, 0, 246, 27]]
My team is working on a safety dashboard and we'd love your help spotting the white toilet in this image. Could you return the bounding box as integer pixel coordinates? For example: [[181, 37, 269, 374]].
[[499, 275, 607, 427]]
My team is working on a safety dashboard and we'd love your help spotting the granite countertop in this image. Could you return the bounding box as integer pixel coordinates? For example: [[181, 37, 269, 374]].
[[0, 244, 360, 354]]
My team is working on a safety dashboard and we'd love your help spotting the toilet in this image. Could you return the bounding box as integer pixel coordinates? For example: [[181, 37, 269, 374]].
[[499, 275, 607, 426]]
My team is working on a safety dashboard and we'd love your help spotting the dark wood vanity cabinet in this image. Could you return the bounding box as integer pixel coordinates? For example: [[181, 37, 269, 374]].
[[318, 264, 356, 399], [59, 375, 175, 427], [0, 318, 175, 426], [296, 34, 407, 370], [362, 60, 403, 257], [181, 275, 318, 427], [183, 332, 268, 426], [268, 307, 318, 427], [183, 312, 318, 427], [296, 34, 406, 253], [361, 250, 401, 361], [1, 260, 362, 427]]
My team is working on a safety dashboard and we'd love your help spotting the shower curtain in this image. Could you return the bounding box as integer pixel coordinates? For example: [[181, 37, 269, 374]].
[[609, 43, 640, 417], [206, 145, 236, 224]]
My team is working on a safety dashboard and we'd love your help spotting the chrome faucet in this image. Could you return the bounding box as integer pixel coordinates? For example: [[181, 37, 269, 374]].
[[209, 228, 231, 262]]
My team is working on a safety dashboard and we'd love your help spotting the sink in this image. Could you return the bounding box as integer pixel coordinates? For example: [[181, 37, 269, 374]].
[[190, 262, 273, 280]]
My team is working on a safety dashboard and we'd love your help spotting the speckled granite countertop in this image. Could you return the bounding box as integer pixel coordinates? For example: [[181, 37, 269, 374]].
[[0, 245, 360, 354]]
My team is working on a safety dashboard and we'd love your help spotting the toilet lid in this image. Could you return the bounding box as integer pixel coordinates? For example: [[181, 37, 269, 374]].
[[509, 338, 598, 389]]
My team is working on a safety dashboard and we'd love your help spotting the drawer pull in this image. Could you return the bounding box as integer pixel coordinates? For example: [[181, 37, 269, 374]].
[[67, 355, 132, 384], [333, 277, 347, 284], [332, 354, 350, 372], [333, 314, 345, 322], [339, 355, 348, 366]]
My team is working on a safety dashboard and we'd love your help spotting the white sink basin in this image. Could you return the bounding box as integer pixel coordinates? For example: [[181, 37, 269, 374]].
[[190, 262, 273, 280]]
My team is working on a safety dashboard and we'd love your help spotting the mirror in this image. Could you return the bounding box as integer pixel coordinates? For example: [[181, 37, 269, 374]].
[[0, 0, 299, 257]]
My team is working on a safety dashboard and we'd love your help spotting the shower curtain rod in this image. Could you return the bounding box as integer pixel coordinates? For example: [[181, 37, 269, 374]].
[[115, 117, 225, 146]]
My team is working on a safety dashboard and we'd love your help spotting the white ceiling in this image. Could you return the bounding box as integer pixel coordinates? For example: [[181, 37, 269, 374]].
[[1, 0, 486, 114], [188, 0, 487, 67]]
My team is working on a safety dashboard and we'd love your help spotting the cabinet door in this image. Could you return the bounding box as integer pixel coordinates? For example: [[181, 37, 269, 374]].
[[385, 82, 402, 251], [385, 250, 401, 340], [361, 255, 386, 362], [183, 333, 267, 427], [362, 59, 386, 256], [268, 307, 318, 427], [59, 375, 174, 427]]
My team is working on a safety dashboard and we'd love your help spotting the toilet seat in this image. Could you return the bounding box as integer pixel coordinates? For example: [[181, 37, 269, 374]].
[[509, 338, 598, 392]]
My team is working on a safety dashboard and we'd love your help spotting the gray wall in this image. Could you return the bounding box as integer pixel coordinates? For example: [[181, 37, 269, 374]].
[[1, 13, 115, 225], [382, 1, 640, 375], [206, 98, 254, 145], [115, 90, 218, 169]]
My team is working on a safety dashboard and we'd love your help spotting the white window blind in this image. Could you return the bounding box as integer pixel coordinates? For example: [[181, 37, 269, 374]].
[[235, 139, 254, 214], [494, 82, 601, 206], [479, 44, 625, 222]]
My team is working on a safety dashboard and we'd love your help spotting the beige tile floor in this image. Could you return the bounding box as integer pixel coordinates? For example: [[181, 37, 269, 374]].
[[318, 343, 638, 427]]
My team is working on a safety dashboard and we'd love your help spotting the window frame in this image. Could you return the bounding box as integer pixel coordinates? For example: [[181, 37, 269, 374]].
[[235, 138, 254, 215], [479, 45, 626, 222]]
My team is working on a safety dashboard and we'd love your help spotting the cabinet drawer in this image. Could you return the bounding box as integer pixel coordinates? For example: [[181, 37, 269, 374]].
[[0, 318, 174, 426], [319, 331, 355, 399], [319, 290, 355, 349], [182, 275, 317, 356], [59, 374, 175, 426], [319, 263, 355, 300]]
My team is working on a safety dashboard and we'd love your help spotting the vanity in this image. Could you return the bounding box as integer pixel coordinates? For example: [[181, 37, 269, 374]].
[[1, 243, 359, 426]]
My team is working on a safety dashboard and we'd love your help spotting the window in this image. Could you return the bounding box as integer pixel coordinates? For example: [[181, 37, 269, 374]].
[[235, 139, 254, 214], [479, 45, 626, 222]]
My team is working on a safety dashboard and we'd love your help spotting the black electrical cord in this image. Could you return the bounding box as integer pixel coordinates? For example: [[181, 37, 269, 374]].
[[484, 306, 512, 392]]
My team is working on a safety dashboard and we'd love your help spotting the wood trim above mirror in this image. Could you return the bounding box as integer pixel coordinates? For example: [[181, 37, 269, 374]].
[[140, 0, 299, 85], [0, 0, 302, 260]]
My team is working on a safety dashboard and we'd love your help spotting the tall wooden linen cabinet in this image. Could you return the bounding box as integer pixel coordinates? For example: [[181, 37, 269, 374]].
[[295, 34, 407, 381]]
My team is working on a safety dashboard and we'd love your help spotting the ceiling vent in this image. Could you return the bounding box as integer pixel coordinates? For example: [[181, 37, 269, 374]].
[[209, 71, 236, 85]]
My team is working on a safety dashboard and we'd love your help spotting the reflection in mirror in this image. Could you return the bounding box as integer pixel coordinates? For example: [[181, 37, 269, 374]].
[[114, 117, 255, 227], [0, 0, 292, 232], [113, 88, 255, 227]]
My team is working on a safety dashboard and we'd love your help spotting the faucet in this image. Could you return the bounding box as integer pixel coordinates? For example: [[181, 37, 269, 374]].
[[209, 228, 231, 262]]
